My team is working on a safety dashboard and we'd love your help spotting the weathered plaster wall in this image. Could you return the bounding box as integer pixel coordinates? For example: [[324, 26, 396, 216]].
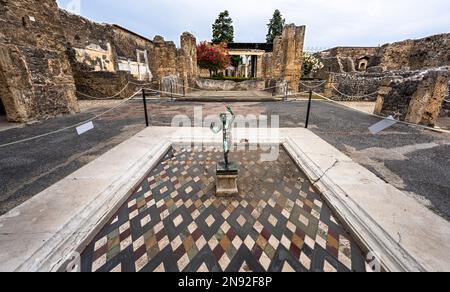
[[59, 10, 198, 99], [0, 0, 79, 122], [59, 10, 116, 72]]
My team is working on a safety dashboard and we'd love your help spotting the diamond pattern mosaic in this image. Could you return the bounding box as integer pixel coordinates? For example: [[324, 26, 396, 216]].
[[81, 146, 367, 272]]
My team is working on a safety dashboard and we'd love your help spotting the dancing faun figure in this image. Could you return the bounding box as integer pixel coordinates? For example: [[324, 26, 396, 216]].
[[210, 106, 235, 168]]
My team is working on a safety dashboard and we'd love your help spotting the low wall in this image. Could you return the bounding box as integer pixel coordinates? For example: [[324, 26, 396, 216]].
[[299, 80, 326, 94], [331, 73, 385, 101], [195, 79, 266, 91], [161, 75, 184, 97], [326, 71, 420, 102], [74, 71, 148, 99]]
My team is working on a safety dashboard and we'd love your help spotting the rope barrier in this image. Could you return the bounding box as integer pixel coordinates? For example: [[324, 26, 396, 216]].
[[331, 84, 379, 99], [139, 85, 312, 100], [171, 82, 289, 93], [143, 88, 184, 97], [312, 91, 450, 134], [0, 88, 144, 149], [299, 80, 327, 89], [76, 82, 151, 100]]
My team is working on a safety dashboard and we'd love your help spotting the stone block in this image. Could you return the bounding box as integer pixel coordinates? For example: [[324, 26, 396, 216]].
[[216, 162, 239, 197]]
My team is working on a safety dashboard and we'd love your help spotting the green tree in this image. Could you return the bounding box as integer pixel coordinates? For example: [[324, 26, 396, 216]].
[[212, 10, 234, 43], [266, 10, 286, 44]]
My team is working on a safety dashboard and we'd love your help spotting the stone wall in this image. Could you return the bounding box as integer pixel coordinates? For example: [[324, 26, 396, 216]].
[[379, 34, 450, 71], [59, 10, 198, 99], [195, 79, 266, 91], [317, 34, 450, 75], [374, 68, 450, 126], [71, 71, 147, 100], [161, 75, 185, 97], [179, 32, 198, 86], [0, 0, 79, 122], [59, 10, 116, 72], [262, 25, 306, 92], [330, 73, 392, 102], [315, 47, 381, 78], [320, 47, 380, 60]]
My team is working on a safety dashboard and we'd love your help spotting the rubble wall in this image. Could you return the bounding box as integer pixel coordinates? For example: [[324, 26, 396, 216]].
[[379, 34, 450, 71], [374, 68, 450, 126], [0, 0, 79, 122]]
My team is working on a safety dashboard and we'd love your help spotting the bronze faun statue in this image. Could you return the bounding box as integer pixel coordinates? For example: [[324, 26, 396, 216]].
[[211, 106, 238, 197], [210, 106, 235, 168]]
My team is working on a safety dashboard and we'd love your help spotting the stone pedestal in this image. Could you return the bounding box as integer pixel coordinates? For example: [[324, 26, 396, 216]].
[[216, 162, 239, 197]]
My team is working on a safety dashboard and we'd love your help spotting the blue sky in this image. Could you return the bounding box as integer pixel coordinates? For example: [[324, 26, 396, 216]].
[[57, 0, 450, 51]]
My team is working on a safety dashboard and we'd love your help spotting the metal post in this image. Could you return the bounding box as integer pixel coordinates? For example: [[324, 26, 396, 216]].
[[284, 83, 288, 101], [305, 90, 313, 129], [142, 89, 149, 127], [170, 82, 174, 101]]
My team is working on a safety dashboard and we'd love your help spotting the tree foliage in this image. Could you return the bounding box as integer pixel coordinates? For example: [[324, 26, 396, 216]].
[[197, 42, 231, 76], [230, 56, 241, 68], [266, 10, 285, 44], [212, 10, 234, 43]]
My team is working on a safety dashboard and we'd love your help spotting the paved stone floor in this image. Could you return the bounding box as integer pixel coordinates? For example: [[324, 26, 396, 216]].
[[81, 147, 367, 272]]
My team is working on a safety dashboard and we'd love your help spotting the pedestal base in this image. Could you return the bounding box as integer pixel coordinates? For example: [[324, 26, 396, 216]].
[[216, 162, 239, 197]]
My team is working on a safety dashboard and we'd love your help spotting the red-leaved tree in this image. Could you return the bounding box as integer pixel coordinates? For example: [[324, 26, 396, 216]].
[[197, 42, 230, 77]]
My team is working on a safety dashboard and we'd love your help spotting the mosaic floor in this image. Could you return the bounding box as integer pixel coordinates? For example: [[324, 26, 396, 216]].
[[81, 146, 367, 272]]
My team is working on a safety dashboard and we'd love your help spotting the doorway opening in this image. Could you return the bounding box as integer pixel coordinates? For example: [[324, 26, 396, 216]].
[[0, 98, 6, 119]]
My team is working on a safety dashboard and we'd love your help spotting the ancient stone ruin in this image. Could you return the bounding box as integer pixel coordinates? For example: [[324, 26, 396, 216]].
[[0, 0, 306, 123], [374, 68, 450, 126], [313, 33, 450, 126]]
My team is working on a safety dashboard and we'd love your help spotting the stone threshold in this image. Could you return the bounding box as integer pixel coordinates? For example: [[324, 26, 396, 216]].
[[0, 127, 449, 272]]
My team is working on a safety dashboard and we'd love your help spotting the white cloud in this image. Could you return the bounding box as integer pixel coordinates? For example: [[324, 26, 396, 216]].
[[57, 0, 450, 50]]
